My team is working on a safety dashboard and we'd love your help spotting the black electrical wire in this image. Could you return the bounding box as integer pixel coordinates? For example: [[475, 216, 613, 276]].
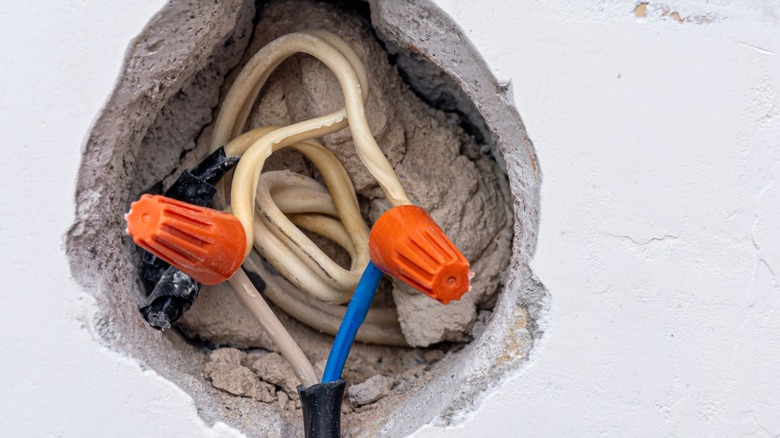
[[139, 267, 200, 329], [138, 147, 238, 328], [298, 379, 347, 438]]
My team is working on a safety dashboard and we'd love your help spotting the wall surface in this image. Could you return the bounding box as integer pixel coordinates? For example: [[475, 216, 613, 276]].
[[1, 0, 779, 437]]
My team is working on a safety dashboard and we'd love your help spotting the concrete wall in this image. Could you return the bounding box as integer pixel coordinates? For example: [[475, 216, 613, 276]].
[[2, 0, 779, 436]]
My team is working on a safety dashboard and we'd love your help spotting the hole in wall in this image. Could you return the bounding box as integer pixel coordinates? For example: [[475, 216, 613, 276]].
[[67, 0, 546, 436]]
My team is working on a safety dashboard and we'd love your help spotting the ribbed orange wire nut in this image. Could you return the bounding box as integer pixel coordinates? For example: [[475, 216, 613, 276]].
[[368, 205, 471, 304], [125, 194, 247, 285]]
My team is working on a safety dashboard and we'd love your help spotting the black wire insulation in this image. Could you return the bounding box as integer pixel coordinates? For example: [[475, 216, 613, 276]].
[[138, 147, 238, 328], [298, 380, 346, 438]]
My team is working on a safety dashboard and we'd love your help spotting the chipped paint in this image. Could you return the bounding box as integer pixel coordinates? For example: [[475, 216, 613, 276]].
[[497, 306, 531, 367], [634, 2, 648, 18], [634, 2, 721, 25]]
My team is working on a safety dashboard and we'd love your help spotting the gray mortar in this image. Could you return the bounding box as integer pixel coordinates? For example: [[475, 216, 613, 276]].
[[66, 0, 546, 437]]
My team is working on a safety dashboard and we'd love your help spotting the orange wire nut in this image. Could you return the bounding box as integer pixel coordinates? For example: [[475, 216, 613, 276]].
[[368, 205, 471, 304], [125, 194, 247, 285]]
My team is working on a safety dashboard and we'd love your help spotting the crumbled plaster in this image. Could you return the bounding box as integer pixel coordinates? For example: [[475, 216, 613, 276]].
[[204, 349, 277, 402], [349, 375, 396, 406], [66, 0, 545, 436]]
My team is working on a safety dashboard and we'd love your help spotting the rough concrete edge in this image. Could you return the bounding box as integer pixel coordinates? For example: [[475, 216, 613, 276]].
[[64, 1, 288, 436], [368, 0, 547, 435]]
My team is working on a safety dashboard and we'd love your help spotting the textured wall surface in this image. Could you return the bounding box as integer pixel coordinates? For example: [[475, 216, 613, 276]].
[[2, 0, 780, 437], [415, 0, 780, 436]]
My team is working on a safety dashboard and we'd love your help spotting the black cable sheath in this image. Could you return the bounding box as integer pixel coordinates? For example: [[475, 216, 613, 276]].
[[139, 267, 200, 329], [141, 146, 236, 283], [189, 146, 240, 185], [137, 146, 237, 328], [298, 380, 346, 438]]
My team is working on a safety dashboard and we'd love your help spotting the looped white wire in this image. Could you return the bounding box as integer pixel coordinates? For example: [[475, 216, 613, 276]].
[[216, 31, 410, 305], [200, 31, 415, 387], [213, 32, 408, 341], [215, 31, 411, 257]]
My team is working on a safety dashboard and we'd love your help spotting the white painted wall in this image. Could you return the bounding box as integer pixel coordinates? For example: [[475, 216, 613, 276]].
[[2, 1, 779, 437]]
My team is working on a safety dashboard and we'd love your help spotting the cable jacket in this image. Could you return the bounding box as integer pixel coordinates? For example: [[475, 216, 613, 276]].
[[228, 268, 319, 387], [298, 380, 346, 438], [322, 261, 383, 383]]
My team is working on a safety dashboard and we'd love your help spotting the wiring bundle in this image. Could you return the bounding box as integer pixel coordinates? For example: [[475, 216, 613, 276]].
[[125, 31, 472, 437]]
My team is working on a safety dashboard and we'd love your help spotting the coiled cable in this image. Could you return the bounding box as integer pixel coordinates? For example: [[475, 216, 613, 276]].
[[208, 31, 413, 384]]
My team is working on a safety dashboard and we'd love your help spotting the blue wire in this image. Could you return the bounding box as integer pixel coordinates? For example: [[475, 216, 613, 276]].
[[322, 261, 384, 383]]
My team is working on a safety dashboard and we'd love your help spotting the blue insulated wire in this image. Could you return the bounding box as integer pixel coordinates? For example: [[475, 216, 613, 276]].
[[322, 261, 384, 383]]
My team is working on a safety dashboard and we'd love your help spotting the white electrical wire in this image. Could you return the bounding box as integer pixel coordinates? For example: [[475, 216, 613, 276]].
[[227, 268, 319, 387], [213, 31, 411, 258], [217, 128, 407, 344], [203, 31, 413, 384], [213, 31, 412, 308]]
